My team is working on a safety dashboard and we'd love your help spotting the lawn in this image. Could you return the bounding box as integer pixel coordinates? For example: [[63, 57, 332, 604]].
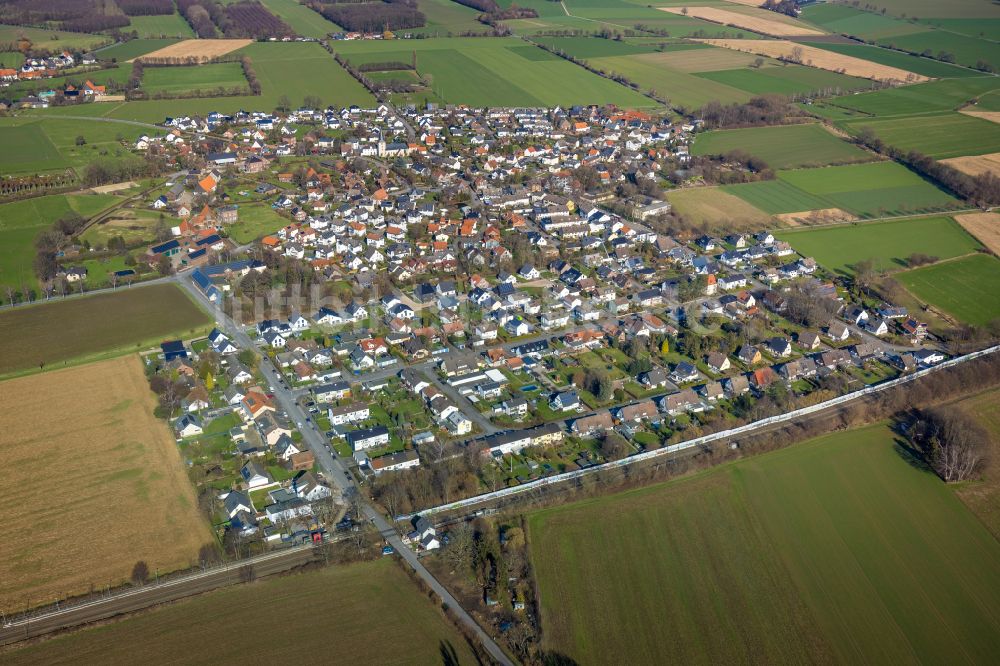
[[0, 193, 125, 288], [693, 123, 872, 169], [227, 204, 289, 243], [843, 112, 1000, 159], [898, 253, 1000, 327], [775, 215, 982, 275], [333, 37, 655, 108], [141, 62, 249, 95], [0, 355, 213, 613], [127, 12, 196, 38], [3, 558, 478, 664], [528, 423, 1000, 665], [776, 161, 961, 218], [0, 283, 212, 377]]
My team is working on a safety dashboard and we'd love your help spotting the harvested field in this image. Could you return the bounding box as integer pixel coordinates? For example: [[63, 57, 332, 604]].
[[700, 38, 928, 82], [961, 109, 1000, 125], [660, 6, 824, 37], [132, 39, 253, 62], [0, 355, 212, 613], [775, 208, 857, 226], [941, 152, 1000, 178], [666, 187, 771, 229], [954, 212, 1000, 255]]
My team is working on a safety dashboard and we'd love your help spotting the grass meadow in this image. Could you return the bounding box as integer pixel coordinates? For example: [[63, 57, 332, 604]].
[[0, 283, 212, 377], [259, 0, 343, 38], [0, 193, 125, 288], [3, 558, 478, 665], [227, 204, 290, 243], [141, 62, 249, 95], [692, 123, 873, 168], [0, 355, 212, 614], [528, 423, 1000, 665], [774, 215, 982, 274], [898, 253, 1000, 326], [127, 12, 196, 38], [828, 76, 1000, 117], [0, 25, 110, 52]]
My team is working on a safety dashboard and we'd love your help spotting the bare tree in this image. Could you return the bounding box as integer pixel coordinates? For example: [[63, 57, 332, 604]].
[[909, 408, 989, 482]]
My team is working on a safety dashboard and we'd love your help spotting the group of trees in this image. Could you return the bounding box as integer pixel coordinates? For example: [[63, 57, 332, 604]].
[[82, 154, 168, 188], [906, 408, 989, 483], [33, 211, 87, 282], [309, 0, 426, 33], [761, 0, 800, 18], [117, 0, 173, 15], [224, 1, 295, 39], [698, 95, 800, 129], [178, 0, 219, 38]]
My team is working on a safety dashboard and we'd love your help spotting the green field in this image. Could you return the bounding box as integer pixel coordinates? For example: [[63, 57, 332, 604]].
[[415, 0, 485, 35], [843, 112, 1000, 159], [722, 178, 831, 214], [0, 116, 152, 177], [528, 423, 1000, 665], [776, 161, 961, 217], [333, 37, 655, 108], [692, 123, 873, 169], [697, 64, 871, 97], [259, 0, 342, 38], [127, 12, 196, 38], [846, 0, 1000, 19], [802, 41, 981, 78], [898, 253, 1000, 326], [141, 62, 249, 95], [828, 76, 1000, 117], [0, 193, 125, 288], [775, 215, 982, 275], [0, 283, 212, 377], [3, 559, 479, 665]]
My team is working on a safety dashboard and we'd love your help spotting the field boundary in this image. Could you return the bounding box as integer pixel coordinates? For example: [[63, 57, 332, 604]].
[[402, 343, 1000, 520]]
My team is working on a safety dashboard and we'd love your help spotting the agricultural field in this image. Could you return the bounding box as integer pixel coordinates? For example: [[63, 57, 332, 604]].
[[954, 212, 1000, 254], [0, 193, 124, 289], [801, 41, 981, 79], [700, 39, 928, 83], [659, 5, 823, 37], [692, 123, 873, 169], [897, 253, 1000, 327], [774, 215, 982, 275], [415, 0, 485, 35], [585, 53, 751, 108], [528, 423, 1000, 665], [135, 39, 254, 63], [0, 25, 112, 52], [722, 178, 833, 215], [800, 3, 1000, 70], [3, 559, 479, 665], [775, 161, 961, 218], [826, 76, 1000, 117], [259, 0, 342, 38], [127, 12, 197, 39], [97, 39, 183, 63], [696, 63, 872, 96], [140, 62, 249, 95], [0, 284, 212, 378], [664, 187, 770, 229], [840, 0, 999, 20], [842, 112, 1000, 159], [333, 37, 654, 108], [0, 355, 213, 614]]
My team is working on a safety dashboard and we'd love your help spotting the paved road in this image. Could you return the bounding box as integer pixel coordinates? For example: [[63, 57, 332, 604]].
[[421, 369, 500, 435], [0, 545, 316, 646], [176, 276, 514, 666]]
